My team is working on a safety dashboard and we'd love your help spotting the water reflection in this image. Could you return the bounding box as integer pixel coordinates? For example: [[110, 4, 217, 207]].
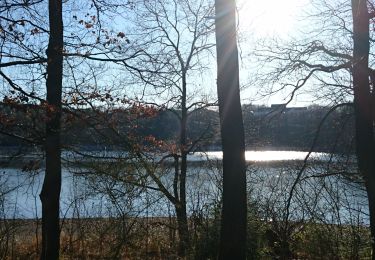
[[193, 150, 327, 162], [0, 151, 365, 224]]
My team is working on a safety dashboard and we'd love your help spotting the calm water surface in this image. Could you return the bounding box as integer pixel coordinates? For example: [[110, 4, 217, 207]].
[[0, 151, 367, 223]]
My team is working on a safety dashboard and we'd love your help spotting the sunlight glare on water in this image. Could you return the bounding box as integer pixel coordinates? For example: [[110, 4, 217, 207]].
[[194, 151, 326, 162], [245, 151, 325, 161]]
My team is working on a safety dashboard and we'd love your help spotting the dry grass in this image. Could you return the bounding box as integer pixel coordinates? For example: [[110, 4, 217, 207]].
[[0, 218, 372, 259], [0, 217, 182, 259]]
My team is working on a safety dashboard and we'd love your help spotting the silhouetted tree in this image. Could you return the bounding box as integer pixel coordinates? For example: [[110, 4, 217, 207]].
[[119, 0, 215, 256], [39, 0, 63, 259], [250, 0, 375, 257], [351, 0, 375, 257], [215, 0, 247, 258]]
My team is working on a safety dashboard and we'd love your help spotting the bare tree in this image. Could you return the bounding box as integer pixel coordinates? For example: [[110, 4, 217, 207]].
[[248, 0, 375, 257], [0, 1, 136, 258], [215, 0, 247, 258], [111, 0, 217, 256], [39, 0, 64, 258], [351, 0, 375, 257]]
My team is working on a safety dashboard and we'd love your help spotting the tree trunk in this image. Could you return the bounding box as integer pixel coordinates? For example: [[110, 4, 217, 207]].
[[215, 0, 247, 259], [39, 0, 63, 259], [172, 153, 190, 257], [175, 197, 190, 257], [176, 73, 190, 256], [351, 0, 375, 258]]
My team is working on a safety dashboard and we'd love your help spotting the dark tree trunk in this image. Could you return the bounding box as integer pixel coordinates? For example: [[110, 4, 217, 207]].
[[351, 0, 375, 258], [39, 0, 63, 259], [176, 74, 190, 257], [175, 195, 189, 257], [215, 0, 247, 259]]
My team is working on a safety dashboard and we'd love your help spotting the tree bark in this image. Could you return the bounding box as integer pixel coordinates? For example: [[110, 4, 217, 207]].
[[215, 0, 247, 259], [39, 0, 63, 259], [176, 73, 190, 257], [351, 0, 375, 258], [175, 198, 190, 257]]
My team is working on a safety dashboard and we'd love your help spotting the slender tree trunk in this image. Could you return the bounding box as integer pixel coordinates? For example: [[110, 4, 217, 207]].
[[351, 0, 375, 258], [172, 153, 190, 257], [176, 74, 190, 257], [215, 0, 247, 259], [175, 194, 189, 257], [39, 0, 63, 259]]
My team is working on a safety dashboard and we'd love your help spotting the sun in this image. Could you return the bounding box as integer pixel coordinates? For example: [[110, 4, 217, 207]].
[[237, 0, 308, 37]]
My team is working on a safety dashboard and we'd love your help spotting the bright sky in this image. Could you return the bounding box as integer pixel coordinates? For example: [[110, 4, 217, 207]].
[[237, 0, 309, 37], [236, 0, 314, 106]]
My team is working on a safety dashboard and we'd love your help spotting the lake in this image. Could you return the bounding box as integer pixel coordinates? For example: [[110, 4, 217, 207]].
[[0, 151, 368, 225]]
